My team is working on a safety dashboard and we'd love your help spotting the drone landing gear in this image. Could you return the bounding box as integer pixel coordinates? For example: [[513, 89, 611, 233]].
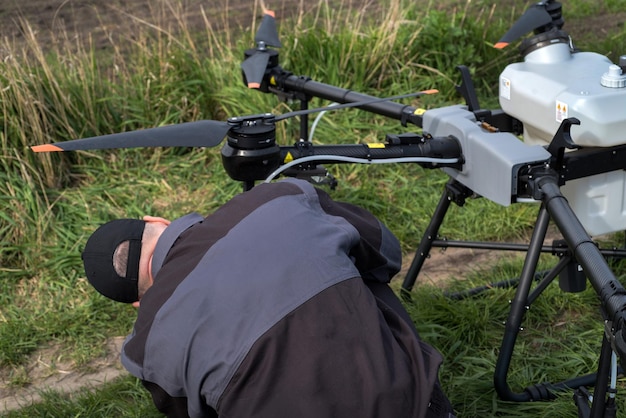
[[401, 179, 626, 417]]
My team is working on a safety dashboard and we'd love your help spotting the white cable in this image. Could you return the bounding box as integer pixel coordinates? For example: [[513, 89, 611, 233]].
[[610, 351, 617, 399], [515, 198, 542, 204], [309, 102, 339, 141], [263, 155, 461, 183]]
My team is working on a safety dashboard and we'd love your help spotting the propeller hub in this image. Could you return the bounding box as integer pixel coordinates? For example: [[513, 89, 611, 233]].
[[227, 116, 277, 150], [222, 113, 281, 181], [541, 1, 564, 33]]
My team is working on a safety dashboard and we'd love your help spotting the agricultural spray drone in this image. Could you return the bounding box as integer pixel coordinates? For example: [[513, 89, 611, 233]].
[[32, 1, 626, 416]]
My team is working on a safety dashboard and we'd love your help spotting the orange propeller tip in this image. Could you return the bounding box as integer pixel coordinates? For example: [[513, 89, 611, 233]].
[[423, 89, 439, 95], [247, 82, 261, 89], [494, 42, 508, 49], [31, 144, 63, 152], [264, 9, 275, 18]]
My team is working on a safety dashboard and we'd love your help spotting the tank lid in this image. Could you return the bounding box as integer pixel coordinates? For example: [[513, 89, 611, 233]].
[[601, 64, 626, 88]]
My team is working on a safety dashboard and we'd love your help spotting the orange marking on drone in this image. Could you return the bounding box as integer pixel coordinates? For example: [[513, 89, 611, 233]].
[[248, 82, 261, 89], [265, 10, 275, 18], [31, 144, 63, 152], [494, 42, 508, 49]]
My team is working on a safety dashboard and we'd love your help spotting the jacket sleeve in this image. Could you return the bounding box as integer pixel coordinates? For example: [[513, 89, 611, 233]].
[[141, 380, 218, 418], [314, 187, 402, 283]]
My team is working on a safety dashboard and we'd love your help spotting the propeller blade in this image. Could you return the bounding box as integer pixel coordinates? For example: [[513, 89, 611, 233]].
[[274, 90, 439, 121], [494, 4, 553, 49], [254, 10, 281, 48], [31, 120, 231, 152], [241, 52, 271, 89]]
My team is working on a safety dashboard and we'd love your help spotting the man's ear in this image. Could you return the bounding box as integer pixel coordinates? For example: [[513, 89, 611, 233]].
[[143, 215, 171, 225]]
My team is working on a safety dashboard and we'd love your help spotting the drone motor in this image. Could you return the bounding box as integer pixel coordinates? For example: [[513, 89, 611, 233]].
[[221, 115, 281, 183]]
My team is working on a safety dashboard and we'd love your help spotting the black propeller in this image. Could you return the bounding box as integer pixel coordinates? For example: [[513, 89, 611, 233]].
[[254, 10, 281, 48], [31, 120, 231, 152], [494, 0, 563, 49], [241, 9, 281, 89], [31, 90, 438, 153]]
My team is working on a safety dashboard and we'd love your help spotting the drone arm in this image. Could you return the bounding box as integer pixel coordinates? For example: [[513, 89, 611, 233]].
[[274, 73, 427, 127], [278, 135, 462, 168], [221, 133, 463, 183]]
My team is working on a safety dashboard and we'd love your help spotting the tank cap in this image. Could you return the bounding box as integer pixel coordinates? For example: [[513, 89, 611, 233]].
[[601, 64, 626, 88]]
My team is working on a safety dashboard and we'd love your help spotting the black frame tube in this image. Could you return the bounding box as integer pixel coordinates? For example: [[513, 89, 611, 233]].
[[401, 180, 454, 296], [590, 335, 614, 418], [496, 171, 626, 409], [278, 74, 425, 127], [278, 137, 462, 167], [538, 176, 626, 320], [494, 203, 552, 402], [400, 168, 626, 410]]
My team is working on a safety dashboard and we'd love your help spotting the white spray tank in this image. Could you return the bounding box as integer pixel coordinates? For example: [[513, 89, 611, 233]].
[[499, 30, 626, 147], [498, 28, 626, 236]]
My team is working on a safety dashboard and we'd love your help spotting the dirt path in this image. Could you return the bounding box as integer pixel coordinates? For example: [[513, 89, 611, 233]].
[[0, 337, 125, 412]]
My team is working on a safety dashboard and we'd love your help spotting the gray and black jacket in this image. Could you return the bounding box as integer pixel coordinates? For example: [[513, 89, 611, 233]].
[[121, 178, 450, 418]]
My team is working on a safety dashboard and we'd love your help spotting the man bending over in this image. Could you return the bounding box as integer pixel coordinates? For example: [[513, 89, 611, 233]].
[[82, 178, 454, 418]]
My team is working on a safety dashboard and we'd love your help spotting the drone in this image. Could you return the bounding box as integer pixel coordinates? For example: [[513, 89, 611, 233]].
[[31, 1, 626, 416]]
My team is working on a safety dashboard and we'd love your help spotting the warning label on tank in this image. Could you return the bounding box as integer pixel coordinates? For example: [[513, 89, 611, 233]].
[[556, 101, 568, 122]]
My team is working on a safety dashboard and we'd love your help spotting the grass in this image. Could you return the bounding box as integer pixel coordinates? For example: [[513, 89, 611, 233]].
[[2, 0, 626, 416]]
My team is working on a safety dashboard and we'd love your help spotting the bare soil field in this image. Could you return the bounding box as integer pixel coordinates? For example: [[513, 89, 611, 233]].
[[0, 0, 623, 49], [0, 0, 271, 45], [0, 0, 383, 50]]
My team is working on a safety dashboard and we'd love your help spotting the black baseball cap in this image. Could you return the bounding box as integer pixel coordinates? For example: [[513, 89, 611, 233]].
[[82, 219, 146, 303]]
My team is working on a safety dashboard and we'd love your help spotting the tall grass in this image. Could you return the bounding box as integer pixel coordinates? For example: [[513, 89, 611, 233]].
[[0, 0, 523, 271], [2, 0, 626, 415]]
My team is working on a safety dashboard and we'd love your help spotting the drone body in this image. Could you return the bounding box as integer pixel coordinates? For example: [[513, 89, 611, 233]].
[[421, 105, 550, 207]]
